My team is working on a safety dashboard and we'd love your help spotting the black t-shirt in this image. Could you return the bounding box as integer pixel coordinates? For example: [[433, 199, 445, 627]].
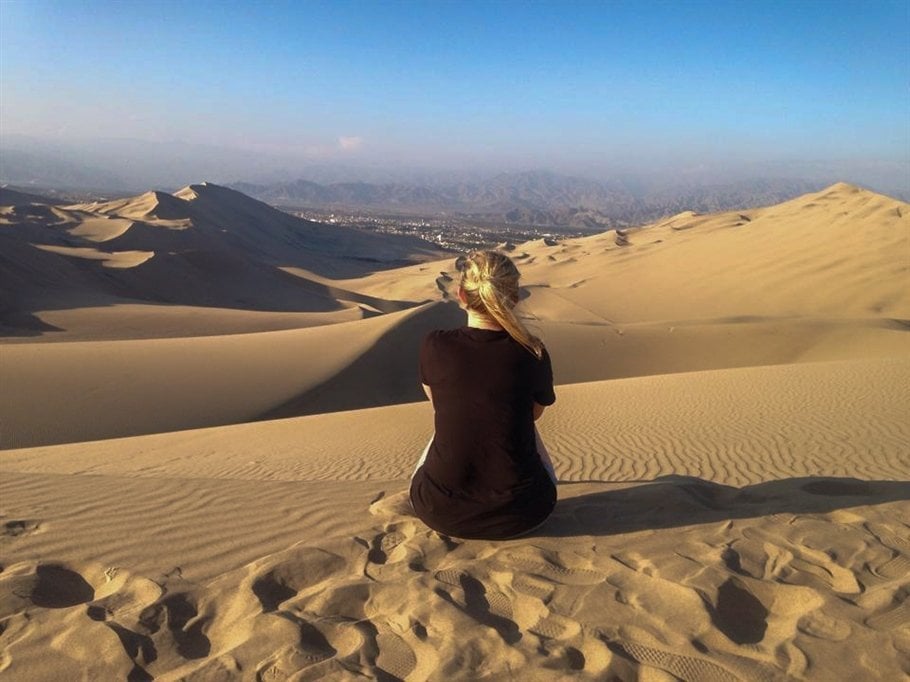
[[409, 326, 557, 539]]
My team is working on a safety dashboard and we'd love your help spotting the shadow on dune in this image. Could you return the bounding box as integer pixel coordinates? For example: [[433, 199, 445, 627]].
[[0, 182, 452, 338], [1, 242, 415, 312], [538, 475, 910, 538], [260, 300, 466, 419], [0, 223, 435, 338], [0, 310, 64, 337]]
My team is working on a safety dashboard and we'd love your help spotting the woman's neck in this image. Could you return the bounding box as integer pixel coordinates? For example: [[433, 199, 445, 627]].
[[466, 310, 503, 331]]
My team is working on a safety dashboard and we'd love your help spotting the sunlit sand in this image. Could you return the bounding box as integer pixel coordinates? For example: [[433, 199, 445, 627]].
[[1, 183, 908, 680]]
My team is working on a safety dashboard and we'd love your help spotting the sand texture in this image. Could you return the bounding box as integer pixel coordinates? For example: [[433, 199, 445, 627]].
[[1, 183, 909, 680]]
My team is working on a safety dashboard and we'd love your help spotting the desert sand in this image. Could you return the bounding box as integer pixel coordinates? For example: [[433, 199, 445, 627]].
[[1, 182, 908, 680]]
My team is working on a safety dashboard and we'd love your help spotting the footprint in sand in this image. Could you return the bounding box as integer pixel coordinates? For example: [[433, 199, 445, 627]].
[[865, 598, 910, 631], [79, 572, 165, 674], [365, 526, 412, 566], [797, 610, 851, 641], [707, 578, 769, 645], [512, 573, 557, 602], [87, 572, 163, 619], [297, 583, 422, 680], [529, 612, 581, 641], [138, 592, 211, 659], [101, 621, 158, 674], [253, 615, 337, 680], [742, 526, 861, 593], [865, 522, 910, 580], [0, 563, 95, 614], [2, 519, 42, 537], [375, 631, 419, 680], [33, 564, 95, 608], [538, 643, 587, 672], [358, 519, 426, 582], [605, 637, 747, 682], [872, 554, 910, 580], [368, 490, 417, 521], [491, 547, 606, 586], [433, 571, 521, 645], [251, 548, 347, 612]]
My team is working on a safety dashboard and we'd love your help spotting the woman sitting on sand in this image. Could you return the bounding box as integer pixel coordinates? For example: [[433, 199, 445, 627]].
[[410, 250, 558, 540]]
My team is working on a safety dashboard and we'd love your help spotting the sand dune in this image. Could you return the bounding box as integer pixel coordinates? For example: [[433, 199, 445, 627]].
[[3, 356, 906, 484], [1, 183, 908, 680], [1, 359, 908, 679], [2, 303, 368, 343], [7, 304, 902, 448], [32, 244, 155, 268], [515, 182, 909, 322], [0, 302, 450, 448], [0, 182, 447, 338]]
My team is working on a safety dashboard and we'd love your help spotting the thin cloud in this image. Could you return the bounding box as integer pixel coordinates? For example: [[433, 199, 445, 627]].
[[338, 136, 363, 152]]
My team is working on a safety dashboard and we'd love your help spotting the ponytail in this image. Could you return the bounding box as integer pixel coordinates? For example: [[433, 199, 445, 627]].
[[459, 251, 544, 359]]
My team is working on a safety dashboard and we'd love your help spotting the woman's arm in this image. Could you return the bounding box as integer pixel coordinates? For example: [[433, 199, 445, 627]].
[[533, 401, 546, 421]]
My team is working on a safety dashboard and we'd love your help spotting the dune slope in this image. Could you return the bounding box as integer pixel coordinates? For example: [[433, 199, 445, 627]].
[[0, 182, 447, 339], [1, 183, 908, 680], [1, 358, 908, 680]]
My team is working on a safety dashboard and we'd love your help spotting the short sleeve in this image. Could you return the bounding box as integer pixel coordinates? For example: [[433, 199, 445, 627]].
[[532, 346, 556, 406], [418, 331, 436, 385]]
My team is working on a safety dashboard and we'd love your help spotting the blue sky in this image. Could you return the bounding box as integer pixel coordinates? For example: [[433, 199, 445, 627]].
[[1, 0, 908, 179]]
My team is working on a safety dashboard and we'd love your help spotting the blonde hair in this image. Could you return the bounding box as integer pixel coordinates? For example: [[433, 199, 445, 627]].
[[459, 250, 544, 359]]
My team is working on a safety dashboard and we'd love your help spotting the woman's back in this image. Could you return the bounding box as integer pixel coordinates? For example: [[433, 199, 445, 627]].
[[410, 326, 556, 539]]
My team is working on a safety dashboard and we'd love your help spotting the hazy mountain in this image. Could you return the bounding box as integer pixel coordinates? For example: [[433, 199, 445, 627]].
[[0, 147, 127, 192], [0, 185, 61, 206], [232, 171, 832, 228], [3, 135, 905, 227]]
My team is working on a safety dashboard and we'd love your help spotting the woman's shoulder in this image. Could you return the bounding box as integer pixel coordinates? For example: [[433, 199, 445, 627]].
[[421, 327, 460, 353], [423, 327, 467, 343]]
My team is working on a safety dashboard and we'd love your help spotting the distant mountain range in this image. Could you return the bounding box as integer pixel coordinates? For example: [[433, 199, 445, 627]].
[[231, 172, 831, 229], [3, 135, 906, 228]]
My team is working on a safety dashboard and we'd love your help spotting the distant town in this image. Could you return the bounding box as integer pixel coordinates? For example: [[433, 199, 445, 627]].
[[286, 206, 594, 251]]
